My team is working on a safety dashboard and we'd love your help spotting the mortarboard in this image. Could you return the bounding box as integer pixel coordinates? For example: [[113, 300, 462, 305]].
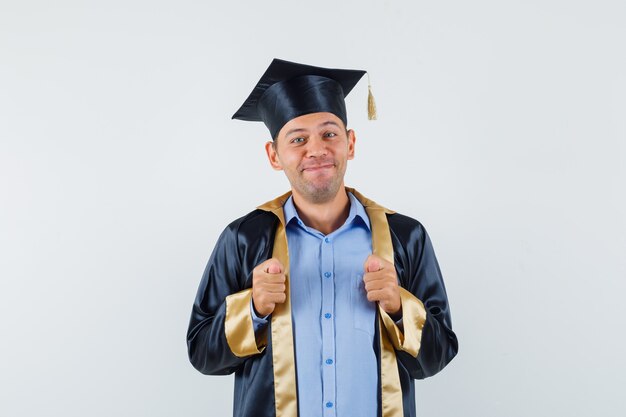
[[232, 58, 374, 139]]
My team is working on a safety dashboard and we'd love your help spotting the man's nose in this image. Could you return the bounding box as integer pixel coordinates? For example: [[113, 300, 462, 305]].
[[305, 136, 327, 157]]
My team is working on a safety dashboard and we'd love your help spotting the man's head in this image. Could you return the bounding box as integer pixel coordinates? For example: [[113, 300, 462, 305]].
[[232, 59, 367, 202], [265, 112, 356, 204]]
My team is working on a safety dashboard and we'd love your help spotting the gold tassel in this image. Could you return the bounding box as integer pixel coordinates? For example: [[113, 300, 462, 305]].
[[367, 73, 377, 120]]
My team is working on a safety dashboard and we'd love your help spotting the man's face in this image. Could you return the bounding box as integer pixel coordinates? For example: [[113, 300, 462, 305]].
[[265, 112, 356, 204]]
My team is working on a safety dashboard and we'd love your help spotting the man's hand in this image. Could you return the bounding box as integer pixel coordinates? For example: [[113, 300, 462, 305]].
[[252, 258, 286, 317], [363, 254, 402, 317]]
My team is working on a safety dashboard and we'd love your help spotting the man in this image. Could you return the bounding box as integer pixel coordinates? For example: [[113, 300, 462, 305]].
[[187, 58, 458, 417]]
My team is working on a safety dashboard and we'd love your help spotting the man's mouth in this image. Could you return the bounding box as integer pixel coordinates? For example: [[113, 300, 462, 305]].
[[301, 163, 335, 172]]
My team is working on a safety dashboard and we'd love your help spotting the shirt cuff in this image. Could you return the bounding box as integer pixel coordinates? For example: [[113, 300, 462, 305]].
[[250, 298, 270, 333], [394, 317, 404, 332]]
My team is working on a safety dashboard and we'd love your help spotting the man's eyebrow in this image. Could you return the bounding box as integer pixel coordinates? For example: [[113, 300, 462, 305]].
[[318, 121, 341, 129], [284, 127, 307, 137]]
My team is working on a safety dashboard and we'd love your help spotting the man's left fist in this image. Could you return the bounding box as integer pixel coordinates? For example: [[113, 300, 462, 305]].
[[363, 254, 402, 317]]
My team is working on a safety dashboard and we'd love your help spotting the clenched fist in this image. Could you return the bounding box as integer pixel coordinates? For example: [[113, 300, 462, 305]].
[[363, 254, 402, 317], [252, 258, 286, 317]]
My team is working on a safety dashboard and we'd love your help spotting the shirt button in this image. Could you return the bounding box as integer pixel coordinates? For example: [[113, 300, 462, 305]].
[[326, 402, 333, 408], [324, 237, 330, 243], [324, 272, 331, 278], [326, 358, 333, 365], [324, 313, 331, 319]]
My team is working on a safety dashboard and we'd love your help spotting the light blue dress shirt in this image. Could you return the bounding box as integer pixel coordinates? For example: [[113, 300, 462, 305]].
[[252, 192, 378, 417]]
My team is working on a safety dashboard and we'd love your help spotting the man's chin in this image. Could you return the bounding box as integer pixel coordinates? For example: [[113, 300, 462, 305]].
[[298, 184, 343, 204]]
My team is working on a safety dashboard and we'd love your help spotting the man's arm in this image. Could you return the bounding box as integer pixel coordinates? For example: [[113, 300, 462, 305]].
[[385, 216, 459, 379], [186, 222, 266, 375]]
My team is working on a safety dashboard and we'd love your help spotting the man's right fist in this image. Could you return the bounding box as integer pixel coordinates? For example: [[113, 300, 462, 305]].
[[252, 258, 286, 317]]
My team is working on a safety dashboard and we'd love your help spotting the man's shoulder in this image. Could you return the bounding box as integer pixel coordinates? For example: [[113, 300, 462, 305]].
[[211, 209, 277, 254], [386, 211, 428, 243], [387, 211, 424, 229], [224, 208, 277, 232], [350, 188, 428, 239]]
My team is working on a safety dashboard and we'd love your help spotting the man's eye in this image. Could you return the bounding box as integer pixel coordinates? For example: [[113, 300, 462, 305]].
[[324, 132, 337, 138], [291, 137, 305, 144]]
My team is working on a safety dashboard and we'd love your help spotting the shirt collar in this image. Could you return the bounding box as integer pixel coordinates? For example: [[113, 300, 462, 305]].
[[283, 191, 371, 231]]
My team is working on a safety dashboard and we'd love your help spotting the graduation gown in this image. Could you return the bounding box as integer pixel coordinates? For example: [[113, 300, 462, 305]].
[[187, 188, 458, 417]]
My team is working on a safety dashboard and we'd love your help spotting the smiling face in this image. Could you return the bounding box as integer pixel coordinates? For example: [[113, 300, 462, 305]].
[[265, 112, 356, 204]]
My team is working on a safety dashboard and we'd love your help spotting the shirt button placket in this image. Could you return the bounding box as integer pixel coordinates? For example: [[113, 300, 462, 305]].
[[321, 236, 336, 417]]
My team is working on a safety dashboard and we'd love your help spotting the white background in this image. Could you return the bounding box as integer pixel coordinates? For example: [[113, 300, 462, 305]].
[[1, 1, 625, 416]]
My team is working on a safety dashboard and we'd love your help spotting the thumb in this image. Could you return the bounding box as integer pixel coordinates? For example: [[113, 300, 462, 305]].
[[366, 255, 381, 273], [266, 259, 282, 274]]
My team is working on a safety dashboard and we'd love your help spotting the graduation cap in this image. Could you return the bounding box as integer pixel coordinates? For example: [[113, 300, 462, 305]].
[[232, 58, 376, 139]]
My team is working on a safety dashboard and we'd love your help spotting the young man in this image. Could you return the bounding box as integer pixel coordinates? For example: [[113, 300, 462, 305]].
[[187, 59, 458, 417]]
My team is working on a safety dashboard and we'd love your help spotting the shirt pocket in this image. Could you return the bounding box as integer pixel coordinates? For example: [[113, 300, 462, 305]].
[[350, 273, 376, 335]]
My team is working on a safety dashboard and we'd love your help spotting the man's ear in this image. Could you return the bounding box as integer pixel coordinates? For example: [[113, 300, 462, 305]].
[[347, 129, 356, 160], [265, 140, 283, 171]]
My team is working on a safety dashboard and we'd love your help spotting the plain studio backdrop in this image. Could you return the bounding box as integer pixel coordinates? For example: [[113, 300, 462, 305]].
[[1, 1, 625, 416]]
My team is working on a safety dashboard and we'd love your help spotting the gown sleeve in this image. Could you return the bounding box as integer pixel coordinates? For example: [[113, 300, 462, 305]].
[[186, 222, 266, 375], [389, 216, 459, 379]]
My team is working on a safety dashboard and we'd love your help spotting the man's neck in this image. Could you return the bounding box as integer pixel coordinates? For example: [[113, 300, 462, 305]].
[[291, 187, 350, 235]]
